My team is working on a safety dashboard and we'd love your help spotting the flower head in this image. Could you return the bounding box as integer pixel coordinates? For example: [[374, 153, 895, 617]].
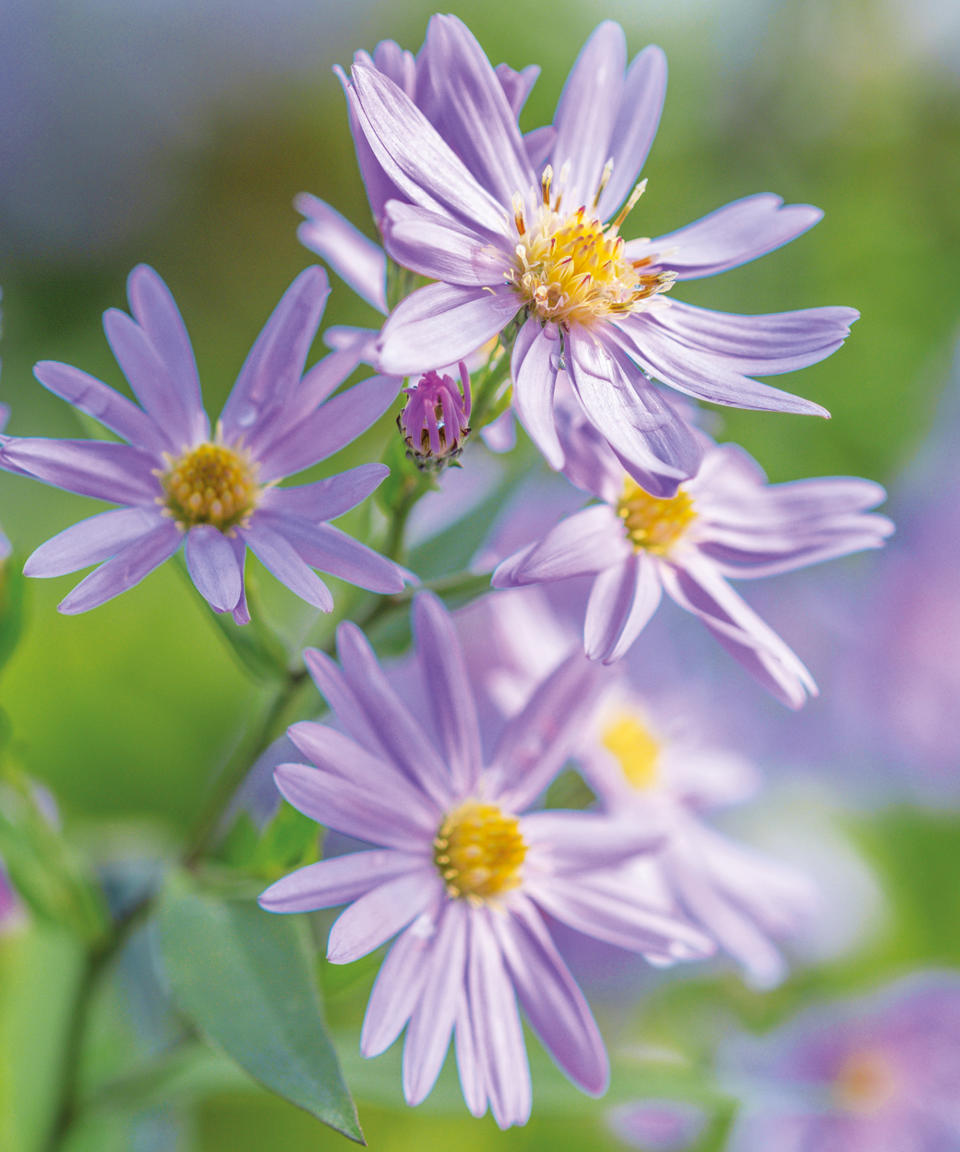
[[0, 265, 405, 619], [398, 361, 471, 470], [259, 593, 712, 1127]]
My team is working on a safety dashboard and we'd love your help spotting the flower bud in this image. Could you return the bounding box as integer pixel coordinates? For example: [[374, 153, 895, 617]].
[[397, 363, 471, 471]]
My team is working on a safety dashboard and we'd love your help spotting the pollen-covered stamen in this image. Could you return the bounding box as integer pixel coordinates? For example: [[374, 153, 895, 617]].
[[433, 800, 526, 903], [618, 478, 696, 556], [160, 441, 259, 531], [601, 711, 661, 790]]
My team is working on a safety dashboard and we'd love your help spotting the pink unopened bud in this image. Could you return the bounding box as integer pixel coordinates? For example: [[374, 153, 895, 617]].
[[398, 363, 472, 471]]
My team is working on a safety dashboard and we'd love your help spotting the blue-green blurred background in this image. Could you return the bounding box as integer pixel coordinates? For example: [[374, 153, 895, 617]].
[[0, 0, 958, 1149]]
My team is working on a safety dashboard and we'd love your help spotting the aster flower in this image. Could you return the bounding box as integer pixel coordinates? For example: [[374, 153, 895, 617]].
[[398, 361, 471, 470], [0, 265, 405, 619], [343, 16, 857, 493], [492, 409, 893, 707], [259, 593, 713, 1128]]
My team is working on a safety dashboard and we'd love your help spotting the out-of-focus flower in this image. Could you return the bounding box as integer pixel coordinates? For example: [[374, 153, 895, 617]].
[[0, 404, 11, 564], [398, 362, 471, 470], [343, 16, 856, 492], [0, 265, 405, 620], [724, 972, 960, 1152], [608, 1098, 707, 1151], [492, 408, 892, 706], [259, 593, 713, 1128], [0, 862, 24, 936]]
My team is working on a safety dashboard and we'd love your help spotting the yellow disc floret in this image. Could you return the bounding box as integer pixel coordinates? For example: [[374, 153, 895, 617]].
[[601, 711, 662, 790], [433, 800, 526, 904], [617, 478, 696, 556], [160, 441, 259, 531]]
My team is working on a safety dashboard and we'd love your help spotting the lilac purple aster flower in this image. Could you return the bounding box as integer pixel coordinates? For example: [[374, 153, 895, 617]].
[[491, 405, 893, 707], [259, 592, 714, 1128], [0, 265, 406, 619], [341, 16, 857, 492]]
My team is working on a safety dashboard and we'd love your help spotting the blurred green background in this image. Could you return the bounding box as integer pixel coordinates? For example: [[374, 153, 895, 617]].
[[0, 0, 957, 1148]]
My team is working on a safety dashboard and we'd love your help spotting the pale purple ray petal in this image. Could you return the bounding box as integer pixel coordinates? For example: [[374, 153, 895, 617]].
[[261, 463, 388, 522], [295, 193, 388, 313], [698, 522, 892, 579], [327, 870, 438, 964], [256, 516, 405, 595], [1, 438, 160, 504], [276, 339, 377, 434], [57, 519, 182, 614], [616, 317, 830, 417], [522, 125, 556, 173], [493, 504, 628, 587], [510, 320, 564, 468], [259, 849, 424, 913], [302, 647, 391, 758], [32, 361, 163, 452], [126, 265, 208, 442], [495, 62, 539, 117], [551, 21, 626, 210], [649, 301, 858, 375], [625, 194, 823, 280], [521, 810, 665, 870], [256, 374, 399, 483], [24, 506, 163, 577], [467, 911, 532, 1129], [184, 524, 242, 613], [493, 895, 608, 1095], [378, 283, 520, 376], [337, 62, 406, 227], [238, 518, 333, 611], [584, 551, 663, 663], [403, 900, 469, 1105], [349, 64, 511, 241], [227, 533, 250, 625], [411, 592, 482, 794], [273, 761, 433, 849], [220, 266, 330, 445], [419, 15, 534, 209], [382, 201, 512, 286], [596, 45, 667, 220], [454, 997, 487, 1118]]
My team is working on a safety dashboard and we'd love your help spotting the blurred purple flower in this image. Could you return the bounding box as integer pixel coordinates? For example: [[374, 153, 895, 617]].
[[0, 862, 24, 935], [0, 264, 405, 620], [342, 16, 856, 491], [259, 593, 713, 1127], [608, 1099, 707, 1151]]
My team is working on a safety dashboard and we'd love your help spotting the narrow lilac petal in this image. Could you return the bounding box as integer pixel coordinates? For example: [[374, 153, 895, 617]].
[[551, 22, 626, 210], [699, 528, 891, 579], [411, 592, 482, 793], [403, 900, 468, 1105], [259, 850, 422, 913], [1, 437, 160, 504], [220, 266, 330, 445], [378, 283, 519, 376], [126, 265, 208, 442], [302, 647, 391, 758], [492, 504, 628, 588], [454, 997, 487, 1118], [24, 506, 163, 577], [510, 320, 564, 468], [523, 125, 555, 173], [295, 194, 388, 313], [184, 524, 242, 613], [596, 46, 667, 220], [255, 516, 405, 595], [32, 361, 161, 451], [227, 533, 250, 625], [521, 810, 665, 870], [625, 194, 823, 280], [0, 405, 7, 434], [338, 63, 406, 227], [58, 520, 182, 614], [239, 518, 333, 611], [584, 551, 663, 663], [282, 339, 375, 431], [261, 463, 388, 521], [495, 62, 539, 117], [382, 201, 511, 287], [327, 871, 437, 964], [493, 896, 608, 1095], [467, 912, 531, 1129], [256, 374, 400, 483], [273, 761, 432, 849], [361, 904, 440, 1057]]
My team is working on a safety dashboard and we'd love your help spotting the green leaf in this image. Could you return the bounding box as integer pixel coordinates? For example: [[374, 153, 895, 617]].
[[157, 872, 362, 1143]]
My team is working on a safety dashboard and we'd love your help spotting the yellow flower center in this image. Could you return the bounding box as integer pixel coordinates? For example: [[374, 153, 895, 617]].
[[160, 442, 259, 531], [507, 169, 674, 327], [833, 1049, 898, 1114], [618, 478, 696, 556], [601, 711, 661, 790], [433, 800, 526, 904]]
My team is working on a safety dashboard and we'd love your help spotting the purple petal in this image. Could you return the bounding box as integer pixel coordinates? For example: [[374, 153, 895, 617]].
[[510, 320, 564, 468], [295, 194, 388, 313], [259, 849, 423, 913], [24, 506, 164, 577], [256, 516, 405, 595], [32, 361, 161, 452], [57, 519, 182, 614], [492, 504, 628, 587], [584, 551, 663, 663], [239, 518, 333, 611], [227, 533, 250, 625], [361, 909, 438, 1056], [261, 463, 388, 522], [521, 810, 665, 870], [454, 997, 487, 1118], [302, 646, 391, 758], [495, 62, 540, 117], [382, 201, 511, 286], [1, 437, 160, 504], [378, 283, 519, 376], [184, 524, 242, 613], [327, 870, 437, 964], [626, 194, 823, 280]]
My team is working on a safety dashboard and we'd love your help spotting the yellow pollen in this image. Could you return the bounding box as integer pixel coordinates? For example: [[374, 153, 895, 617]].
[[617, 478, 696, 556], [160, 441, 259, 531], [601, 711, 661, 791], [833, 1049, 898, 1114], [433, 800, 526, 904]]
